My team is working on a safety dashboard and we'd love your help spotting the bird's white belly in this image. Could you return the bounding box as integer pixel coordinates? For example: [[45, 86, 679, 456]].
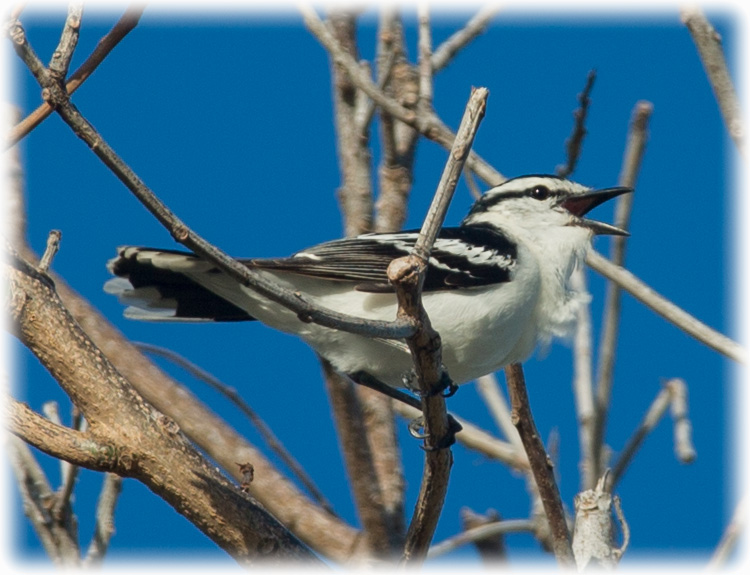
[[222, 260, 541, 387]]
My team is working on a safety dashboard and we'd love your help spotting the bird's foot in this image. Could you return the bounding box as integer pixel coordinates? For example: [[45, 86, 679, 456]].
[[408, 414, 463, 451]]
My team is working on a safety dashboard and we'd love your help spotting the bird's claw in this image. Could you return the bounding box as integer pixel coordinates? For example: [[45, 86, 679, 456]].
[[408, 414, 463, 451]]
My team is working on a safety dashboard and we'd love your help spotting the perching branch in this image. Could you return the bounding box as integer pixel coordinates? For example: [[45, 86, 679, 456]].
[[7, 15, 417, 344], [396, 86, 488, 564], [504, 363, 575, 567]]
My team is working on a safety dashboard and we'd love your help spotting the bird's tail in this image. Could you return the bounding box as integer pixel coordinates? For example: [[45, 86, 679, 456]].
[[105, 247, 256, 322]]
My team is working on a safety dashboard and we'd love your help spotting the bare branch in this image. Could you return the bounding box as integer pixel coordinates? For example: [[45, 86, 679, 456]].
[[682, 7, 744, 153], [84, 474, 123, 565], [5, 257, 319, 563], [37, 229, 61, 273], [431, 5, 499, 73], [573, 472, 624, 570], [586, 250, 745, 363], [475, 374, 523, 452], [570, 267, 597, 490], [592, 100, 652, 482], [7, 5, 145, 148], [668, 378, 696, 463], [608, 378, 696, 490], [504, 364, 575, 567], [459, 508, 508, 563], [323, 362, 402, 557], [136, 341, 338, 517], [7, 16, 416, 344], [301, 5, 504, 186], [427, 517, 534, 559], [398, 87, 488, 564], [556, 69, 596, 178], [7, 434, 81, 565], [417, 3, 433, 111], [708, 495, 747, 569], [375, 12, 419, 234], [48, 2, 83, 80]]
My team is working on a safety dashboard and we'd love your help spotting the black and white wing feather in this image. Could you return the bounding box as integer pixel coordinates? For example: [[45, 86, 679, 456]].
[[254, 223, 518, 292]]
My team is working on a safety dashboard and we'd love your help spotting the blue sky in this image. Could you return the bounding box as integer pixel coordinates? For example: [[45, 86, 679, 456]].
[[6, 4, 745, 568]]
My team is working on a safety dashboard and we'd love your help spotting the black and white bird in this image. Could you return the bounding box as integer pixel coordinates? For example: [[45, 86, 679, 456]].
[[106, 175, 631, 390]]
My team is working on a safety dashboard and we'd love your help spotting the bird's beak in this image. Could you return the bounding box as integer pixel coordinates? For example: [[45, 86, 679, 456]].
[[561, 186, 633, 236]]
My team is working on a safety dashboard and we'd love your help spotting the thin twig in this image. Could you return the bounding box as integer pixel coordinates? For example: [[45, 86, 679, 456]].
[[417, 2, 433, 111], [682, 7, 744, 154], [458, 508, 508, 563], [556, 69, 596, 178], [399, 87, 488, 564], [7, 5, 145, 148], [7, 435, 80, 565], [586, 250, 745, 363], [475, 374, 523, 452], [504, 363, 575, 567], [591, 100, 653, 482], [667, 378, 697, 463], [83, 473, 123, 565], [38, 229, 61, 273], [431, 5, 499, 73], [707, 495, 746, 569], [48, 2, 83, 80], [427, 518, 534, 559], [135, 341, 338, 517], [608, 378, 695, 490], [7, 16, 418, 344]]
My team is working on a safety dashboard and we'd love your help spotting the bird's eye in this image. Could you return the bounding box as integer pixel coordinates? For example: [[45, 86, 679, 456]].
[[530, 186, 551, 201]]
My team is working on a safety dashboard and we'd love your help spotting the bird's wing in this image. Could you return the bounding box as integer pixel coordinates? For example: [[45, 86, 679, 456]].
[[251, 225, 517, 292]]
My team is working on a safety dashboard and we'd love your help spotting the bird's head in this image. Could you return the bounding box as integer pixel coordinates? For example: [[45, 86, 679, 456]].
[[462, 174, 632, 237]]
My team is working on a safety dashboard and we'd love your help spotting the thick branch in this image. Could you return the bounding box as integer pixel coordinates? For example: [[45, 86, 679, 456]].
[[4, 256, 318, 563]]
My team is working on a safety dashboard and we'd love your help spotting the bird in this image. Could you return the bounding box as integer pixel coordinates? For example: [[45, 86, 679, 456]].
[[105, 174, 631, 393]]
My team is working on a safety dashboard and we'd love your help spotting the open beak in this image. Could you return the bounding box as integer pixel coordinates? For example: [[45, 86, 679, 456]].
[[561, 186, 633, 236]]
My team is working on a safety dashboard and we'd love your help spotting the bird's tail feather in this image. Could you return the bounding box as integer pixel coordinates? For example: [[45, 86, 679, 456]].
[[105, 247, 256, 322]]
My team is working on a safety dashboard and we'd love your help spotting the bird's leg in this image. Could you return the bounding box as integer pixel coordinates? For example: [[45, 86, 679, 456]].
[[403, 368, 458, 399], [348, 371, 422, 410], [347, 371, 462, 450]]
